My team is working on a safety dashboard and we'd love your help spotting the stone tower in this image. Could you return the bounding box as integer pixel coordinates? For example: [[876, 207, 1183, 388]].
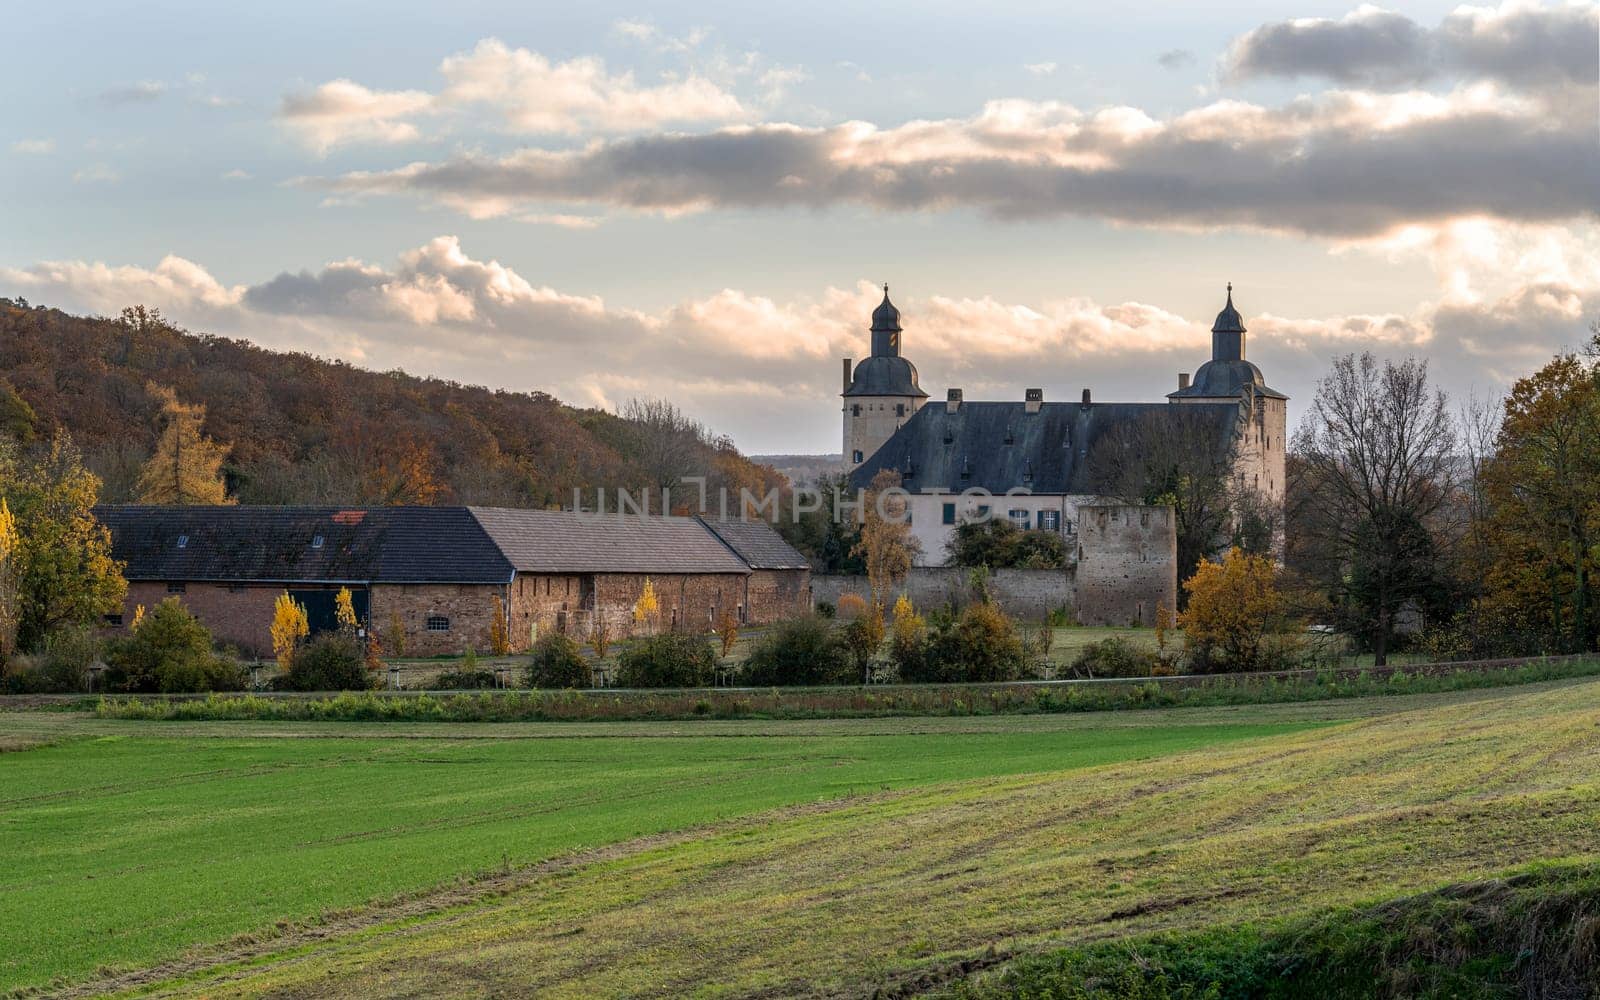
[[842, 286, 929, 470], [1168, 284, 1288, 508]]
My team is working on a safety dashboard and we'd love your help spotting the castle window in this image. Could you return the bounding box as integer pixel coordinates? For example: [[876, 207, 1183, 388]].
[[426, 615, 450, 632], [851, 404, 861, 417], [1038, 510, 1061, 532], [896, 403, 905, 416], [1009, 509, 1029, 527], [852, 450, 864, 463], [942, 503, 956, 525]]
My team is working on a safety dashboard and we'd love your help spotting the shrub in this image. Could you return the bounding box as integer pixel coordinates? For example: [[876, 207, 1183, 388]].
[[1069, 636, 1158, 679], [1182, 547, 1285, 673], [889, 595, 927, 682], [815, 600, 836, 619], [281, 632, 371, 691], [841, 605, 885, 682], [431, 668, 498, 690], [836, 592, 867, 619], [103, 598, 245, 693], [742, 615, 853, 686], [616, 632, 717, 688], [905, 602, 1027, 683], [0, 633, 99, 693], [527, 633, 592, 689]]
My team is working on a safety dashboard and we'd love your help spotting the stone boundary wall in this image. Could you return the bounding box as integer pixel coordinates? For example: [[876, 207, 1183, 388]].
[[812, 567, 1074, 620]]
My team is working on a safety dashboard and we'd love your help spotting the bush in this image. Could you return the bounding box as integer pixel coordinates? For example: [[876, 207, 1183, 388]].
[[281, 632, 372, 691], [742, 615, 853, 686], [431, 669, 498, 690], [103, 599, 245, 693], [947, 519, 1069, 569], [904, 602, 1027, 683], [527, 633, 592, 689], [616, 633, 717, 688], [1069, 636, 1158, 678], [815, 600, 836, 619]]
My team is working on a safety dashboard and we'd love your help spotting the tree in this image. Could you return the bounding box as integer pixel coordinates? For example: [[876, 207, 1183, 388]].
[[0, 432, 127, 650], [270, 593, 309, 672], [716, 605, 739, 659], [853, 469, 920, 607], [385, 611, 407, 657], [842, 603, 885, 683], [135, 385, 233, 505], [1089, 408, 1243, 593], [0, 499, 19, 659], [946, 519, 1068, 569], [334, 587, 359, 634], [1480, 351, 1600, 652], [621, 398, 706, 496], [488, 599, 511, 656], [1181, 548, 1283, 672], [1290, 354, 1458, 665], [590, 608, 613, 660], [633, 578, 660, 633]]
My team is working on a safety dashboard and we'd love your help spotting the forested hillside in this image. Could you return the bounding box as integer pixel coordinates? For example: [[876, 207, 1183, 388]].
[[0, 299, 784, 508]]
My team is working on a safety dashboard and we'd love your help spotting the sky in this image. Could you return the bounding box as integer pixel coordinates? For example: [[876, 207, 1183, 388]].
[[2, 1, 1597, 454]]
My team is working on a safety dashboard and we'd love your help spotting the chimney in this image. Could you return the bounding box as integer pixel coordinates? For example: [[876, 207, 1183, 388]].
[[1080, 388, 1092, 408], [842, 358, 853, 394], [1178, 372, 1191, 391], [946, 388, 963, 414], [1024, 388, 1043, 414]]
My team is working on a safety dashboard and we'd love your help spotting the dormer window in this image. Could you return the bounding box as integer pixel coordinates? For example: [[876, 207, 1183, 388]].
[[176, 534, 188, 549], [311, 535, 325, 549]]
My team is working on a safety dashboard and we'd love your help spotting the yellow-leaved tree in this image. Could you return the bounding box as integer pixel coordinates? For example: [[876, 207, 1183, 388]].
[[0, 499, 19, 659], [853, 469, 921, 607], [488, 599, 511, 656], [633, 577, 659, 634], [334, 587, 359, 634], [270, 593, 309, 672], [1181, 547, 1283, 672], [136, 385, 234, 505]]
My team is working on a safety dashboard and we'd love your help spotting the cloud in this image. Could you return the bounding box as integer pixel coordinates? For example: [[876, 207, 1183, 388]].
[[221, 168, 253, 180], [276, 37, 753, 150], [277, 79, 434, 154], [301, 88, 1597, 238], [1224, 2, 1600, 90], [72, 164, 119, 183], [1024, 62, 1058, 77], [98, 81, 166, 106], [1156, 49, 1196, 70], [10, 138, 54, 154], [6, 232, 1596, 451]]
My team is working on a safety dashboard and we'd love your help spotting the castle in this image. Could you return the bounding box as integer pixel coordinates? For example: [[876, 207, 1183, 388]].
[[840, 285, 1287, 624]]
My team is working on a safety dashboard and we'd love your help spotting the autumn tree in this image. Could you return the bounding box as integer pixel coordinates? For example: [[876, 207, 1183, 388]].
[[0, 432, 127, 650], [1480, 350, 1600, 652], [488, 599, 511, 656], [334, 587, 359, 634], [633, 577, 660, 634], [853, 469, 920, 607], [1181, 548, 1283, 672], [135, 385, 233, 505], [270, 593, 309, 672], [0, 500, 19, 659], [716, 605, 739, 659], [590, 609, 612, 660], [622, 398, 706, 496], [1289, 354, 1458, 665]]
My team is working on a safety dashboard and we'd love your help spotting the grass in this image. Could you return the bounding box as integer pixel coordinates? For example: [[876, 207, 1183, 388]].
[[0, 710, 1309, 995], [74, 654, 1600, 723], [60, 674, 1600, 999]]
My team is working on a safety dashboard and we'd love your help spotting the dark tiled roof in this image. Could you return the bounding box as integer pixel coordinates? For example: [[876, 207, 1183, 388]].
[[468, 507, 751, 575], [1168, 359, 1288, 400], [95, 506, 514, 584], [849, 400, 1242, 494], [698, 517, 812, 570], [844, 355, 927, 398]]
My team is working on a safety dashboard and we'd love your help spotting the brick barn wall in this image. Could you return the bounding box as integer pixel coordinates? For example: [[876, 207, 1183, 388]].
[[106, 581, 364, 658], [370, 582, 509, 658], [1074, 503, 1177, 627], [506, 573, 587, 650], [744, 568, 811, 623]]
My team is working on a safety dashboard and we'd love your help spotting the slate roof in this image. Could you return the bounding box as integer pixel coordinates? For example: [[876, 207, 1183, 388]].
[[1169, 358, 1288, 400], [698, 517, 812, 570], [468, 507, 751, 575], [95, 506, 514, 584], [848, 400, 1242, 494], [843, 355, 927, 397]]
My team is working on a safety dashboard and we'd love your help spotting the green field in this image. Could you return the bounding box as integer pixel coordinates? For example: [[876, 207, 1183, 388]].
[[4, 676, 1600, 997]]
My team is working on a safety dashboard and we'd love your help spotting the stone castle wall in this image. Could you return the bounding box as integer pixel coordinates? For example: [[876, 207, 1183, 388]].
[[1074, 503, 1178, 627]]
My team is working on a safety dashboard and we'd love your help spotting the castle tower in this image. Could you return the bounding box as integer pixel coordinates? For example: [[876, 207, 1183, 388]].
[[842, 286, 929, 469], [1168, 284, 1288, 508]]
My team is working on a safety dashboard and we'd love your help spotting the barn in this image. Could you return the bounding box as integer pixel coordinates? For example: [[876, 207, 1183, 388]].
[[96, 505, 812, 656]]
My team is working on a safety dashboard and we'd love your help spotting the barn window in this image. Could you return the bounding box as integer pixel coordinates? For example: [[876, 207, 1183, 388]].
[[671, 607, 681, 626], [227, 583, 247, 593], [103, 613, 124, 627], [426, 615, 450, 632], [738, 604, 747, 624], [176, 534, 188, 549], [166, 582, 186, 594], [311, 535, 325, 549]]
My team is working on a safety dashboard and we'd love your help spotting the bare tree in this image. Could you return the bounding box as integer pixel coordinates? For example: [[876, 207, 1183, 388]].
[[1291, 353, 1458, 664], [1088, 408, 1242, 593], [621, 398, 707, 499]]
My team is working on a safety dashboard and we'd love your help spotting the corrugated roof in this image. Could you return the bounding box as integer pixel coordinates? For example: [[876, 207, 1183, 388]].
[[698, 517, 812, 570], [468, 507, 751, 575], [95, 506, 514, 584], [849, 400, 1242, 494]]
